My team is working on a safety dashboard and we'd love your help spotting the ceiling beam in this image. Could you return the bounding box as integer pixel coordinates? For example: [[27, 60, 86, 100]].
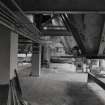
[[0, 0, 40, 42], [61, 14, 86, 55], [15, 0, 105, 12], [60, 36, 70, 53], [98, 22, 105, 55], [25, 11, 105, 14], [19, 41, 32, 44], [41, 30, 72, 36]]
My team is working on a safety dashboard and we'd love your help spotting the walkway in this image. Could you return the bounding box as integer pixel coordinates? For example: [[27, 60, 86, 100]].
[[18, 63, 105, 105]]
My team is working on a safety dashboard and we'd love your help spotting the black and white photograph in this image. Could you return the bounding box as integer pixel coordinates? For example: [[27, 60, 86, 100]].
[[1, 0, 105, 105]]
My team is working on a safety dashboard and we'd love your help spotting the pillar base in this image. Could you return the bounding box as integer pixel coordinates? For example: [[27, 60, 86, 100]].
[[29, 73, 40, 77]]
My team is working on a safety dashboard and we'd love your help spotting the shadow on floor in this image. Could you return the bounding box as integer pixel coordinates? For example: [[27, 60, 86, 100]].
[[66, 82, 105, 105], [0, 84, 9, 105]]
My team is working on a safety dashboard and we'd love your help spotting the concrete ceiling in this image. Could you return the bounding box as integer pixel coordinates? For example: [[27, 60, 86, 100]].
[[70, 14, 104, 55], [60, 14, 105, 57], [15, 0, 105, 12], [1, 0, 105, 58], [39, 14, 105, 57]]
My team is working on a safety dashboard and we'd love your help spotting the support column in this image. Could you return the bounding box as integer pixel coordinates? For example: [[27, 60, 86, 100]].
[[0, 24, 18, 105], [43, 44, 51, 68], [99, 59, 105, 71], [10, 32, 18, 79], [31, 43, 41, 77]]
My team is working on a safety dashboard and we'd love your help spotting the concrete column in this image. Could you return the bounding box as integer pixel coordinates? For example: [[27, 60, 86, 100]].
[[99, 59, 105, 71], [41, 46, 44, 65], [31, 43, 41, 77], [10, 32, 18, 79], [43, 45, 51, 67], [0, 25, 10, 85], [0, 24, 18, 104]]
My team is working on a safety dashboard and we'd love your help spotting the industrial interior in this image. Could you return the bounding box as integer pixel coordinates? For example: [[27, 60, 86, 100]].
[[1, 0, 105, 105]]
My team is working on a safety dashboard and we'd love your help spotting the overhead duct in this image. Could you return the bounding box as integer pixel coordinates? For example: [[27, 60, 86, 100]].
[[0, 0, 40, 42]]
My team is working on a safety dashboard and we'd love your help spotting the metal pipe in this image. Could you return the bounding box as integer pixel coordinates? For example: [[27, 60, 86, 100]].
[[25, 11, 105, 14]]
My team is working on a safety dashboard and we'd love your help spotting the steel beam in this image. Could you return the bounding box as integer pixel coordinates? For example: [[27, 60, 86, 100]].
[[61, 14, 86, 55], [0, 0, 40, 42], [41, 30, 72, 36]]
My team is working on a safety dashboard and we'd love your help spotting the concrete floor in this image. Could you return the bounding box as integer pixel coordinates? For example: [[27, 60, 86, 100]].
[[18, 63, 105, 105]]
